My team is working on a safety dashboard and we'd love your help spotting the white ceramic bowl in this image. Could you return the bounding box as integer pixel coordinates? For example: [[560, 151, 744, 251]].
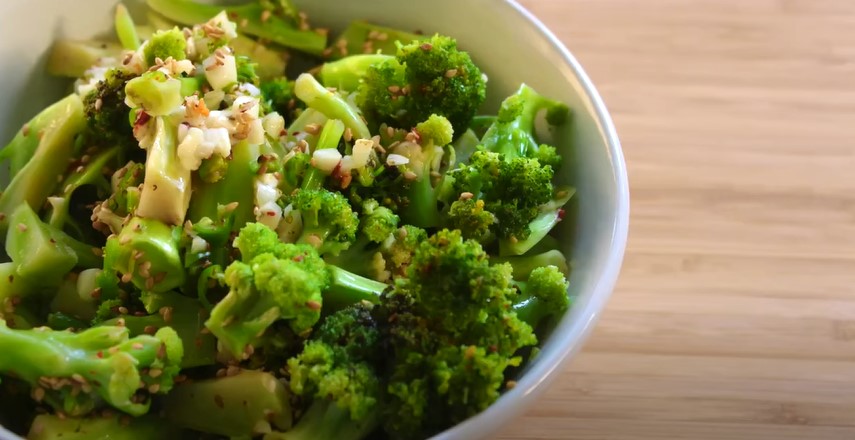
[[0, 1, 629, 439]]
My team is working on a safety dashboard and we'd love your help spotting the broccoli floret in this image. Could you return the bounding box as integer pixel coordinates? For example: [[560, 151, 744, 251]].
[[391, 114, 455, 228], [480, 83, 568, 160], [0, 94, 85, 238], [161, 370, 292, 437], [498, 186, 575, 256], [205, 225, 330, 358], [0, 321, 182, 416], [235, 55, 260, 85], [28, 413, 180, 440], [375, 225, 426, 281], [445, 197, 496, 244], [513, 265, 570, 329], [81, 68, 139, 154], [261, 77, 300, 120], [286, 189, 359, 256], [144, 28, 187, 66], [147, 0, 327, 55], [377, 229, 537, 439], [281, 304, 381, 440], [324, 198, 399, 280], [358, 34, 486, 137]]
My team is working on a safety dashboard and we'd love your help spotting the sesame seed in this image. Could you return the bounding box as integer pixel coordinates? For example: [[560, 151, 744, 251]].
[[459, 192, 474, 200], [121, 272, 133, 283], [115, 318, 125, 328], [386, 126, 395, 138], [420, 42, 433, 51], [143, 325, 157, 335], [387, 85, 401, 94], [132, 343, 144, 350], [376, 32, 389, 41], [403, 171, 418, 180], [94, 98, 103, 111], [21, 123, 30, 136], [91, 288, 102, 299], [304, 123, 321, 135], [16, 223, 27, 232], [32, 387, 45, 402], [92, 247, 103, 257], [445, 69, 458, 78], [260, 9, 271, 22], [305, 300, 321, 310], [148, 383, 160, 394], [71, 374, 85, 383], [75, 166, 85, 173], [118, 307, 129, 315]]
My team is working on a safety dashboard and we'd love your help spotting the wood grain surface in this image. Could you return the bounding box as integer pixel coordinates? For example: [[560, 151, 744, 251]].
[[499, 1, 855, 439]]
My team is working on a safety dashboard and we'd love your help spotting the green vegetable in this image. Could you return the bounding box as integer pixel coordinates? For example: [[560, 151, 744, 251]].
[[146, 0, 327, 55], [161, 370, 292, 437], [294, 73, 371, 140], [46, 40, 123, 78], [325, 20, 422, 61], [114, 4, 141, 50], [28, 414, 181, 440], [0, 321, 182, 416]]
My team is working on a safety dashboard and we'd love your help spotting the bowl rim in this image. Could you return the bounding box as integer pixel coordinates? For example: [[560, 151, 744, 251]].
[[0, 1, 628, 439], [429, 1, 630, 439]]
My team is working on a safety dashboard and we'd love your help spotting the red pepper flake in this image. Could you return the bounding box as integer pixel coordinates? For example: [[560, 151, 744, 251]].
[[96, 351, 104, 359], [557, 209, 566, 220]]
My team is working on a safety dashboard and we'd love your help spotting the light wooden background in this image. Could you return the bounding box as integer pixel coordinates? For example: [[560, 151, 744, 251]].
[[499, 1, 855, 439]]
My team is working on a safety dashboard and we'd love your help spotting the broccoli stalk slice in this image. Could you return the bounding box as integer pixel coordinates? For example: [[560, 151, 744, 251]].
[[301, 119, 345, 190], [100, 291, 216, 368], [399, 115, 454, 228], [326, 20, 422, 61], [114, 4, 141, 50], [103, 216, 186, 293], [0, 94, 85, 237], [512, 265, 570, 328], [0, 262, 37, 324], [319, 54, 392, 92], [498, 186, 575, 256], [189, 141, 260, 231], [135, 116, 190, 226], [161, 370, 292, 437], [49, 269, 101, 322], [46, 40, 123, 78], [28, 414, 181, 440], [266, 400, 378, 440], [0, 321, 183, 416], [491, 249, 569, 281], [480, 83, 570, 159], [294, 73, 371, 140], [6, 204, 101, 286], [323, 266, 387, 312], [47, 146, 117, 236], [231, 35, 288, 81], [146, 0, 327, 55]]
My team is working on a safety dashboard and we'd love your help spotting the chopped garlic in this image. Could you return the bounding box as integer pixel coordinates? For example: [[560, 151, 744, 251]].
[[190, 236, 208, 254], [262, 113, 285, 139], [312, 149, 342, 173], [232, 96, 260, 119], [254, 174, 282, 229], [203, 51, 237, 91], [176, 126, 231, 171], [386, 154, 410, 166], [351, 139, 373, 169], [157, 58, 195, 77]]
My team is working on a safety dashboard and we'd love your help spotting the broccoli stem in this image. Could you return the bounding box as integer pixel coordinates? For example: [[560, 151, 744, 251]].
[[114, 4, 141, 50], [301, 119, 345, 190], [0, 321, 182, 416], [326, 20, 422, 61], [294, 73, 371, 140], [323, 266, 387, 312], [319, 54, 391, 91], [188, 141, 260, 231], [47, 146, 117, 234], [481, 84, 569, 158], [230, 35, 289, 81], [498, 187, 575, 256], [161, 370, 293, 437], [146, 0, 327, 55], [135, 116, 191, 226], [28, 414, 181, 440], [6, 204, 101, 287], [46, 40, 123, 78], [101, 291, 217, 368], [0, 94, 85, 237], [491, 249, 569, 281], [265, 400, 378, 440], [49, 269, 100, 322], [452, 128, 481, 165], [402, 171, 441, 228], [103, 216, 185, 294]]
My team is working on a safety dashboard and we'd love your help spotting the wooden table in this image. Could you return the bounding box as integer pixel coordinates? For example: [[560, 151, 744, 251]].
[[500, 1, 855, 439]]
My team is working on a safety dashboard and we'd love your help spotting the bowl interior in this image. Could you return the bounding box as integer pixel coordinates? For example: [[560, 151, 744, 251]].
[[0, 1, 628, 439]]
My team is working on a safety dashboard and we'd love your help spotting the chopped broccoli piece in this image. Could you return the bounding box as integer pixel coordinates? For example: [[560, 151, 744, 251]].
[[114, 4, 141, 51], [161, 370, 292, 437], [513, 265, 570, 328], [147, 0, 327, 55], [0, 321, 182, 416], [294, 73, 371, 140], [28, 414, 181, 440], [358, 34, 486, 137], [144, 28, 187, 66], [281, 304, 381, 440]]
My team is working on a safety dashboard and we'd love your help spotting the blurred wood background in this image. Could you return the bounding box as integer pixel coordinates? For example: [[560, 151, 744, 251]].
[[500, 1, 855, 439]]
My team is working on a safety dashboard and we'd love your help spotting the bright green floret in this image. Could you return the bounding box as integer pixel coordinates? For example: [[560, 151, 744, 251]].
[[288, 188, 359, 256], [81, 68, 139, 154], [481, 83, 568, 160], [143, 27, 186, 66], [281, 304, 381, 440], [205, 224, 330, 358], [0, 321, 182, 417], [358, 34, 486, 136], [445, 198, 495, 244], [513, 265, 570, 329]]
